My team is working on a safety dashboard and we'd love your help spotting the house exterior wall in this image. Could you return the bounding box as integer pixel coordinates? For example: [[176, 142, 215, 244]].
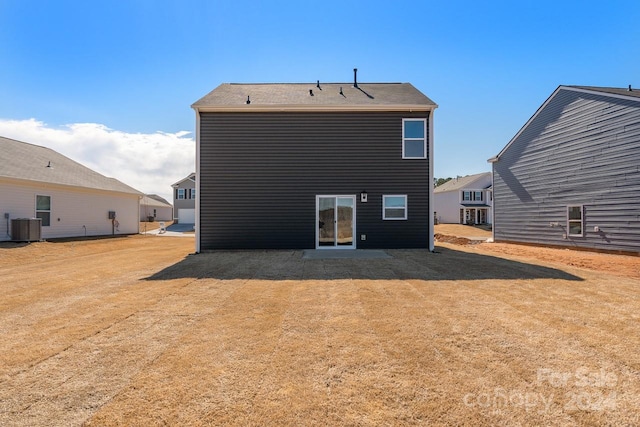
[[433, 191, 460, 223], [140, 204, 173, 221], [493, 88, 640, 253], [172, 177, 195, 220], [0, 178, 140, 241], [198, 111, 431, 250]]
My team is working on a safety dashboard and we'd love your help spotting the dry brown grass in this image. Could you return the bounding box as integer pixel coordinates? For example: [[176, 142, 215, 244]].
[[1, 235, 639, 426]]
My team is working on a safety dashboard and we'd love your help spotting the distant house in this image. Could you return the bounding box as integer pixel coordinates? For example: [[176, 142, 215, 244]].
[[140, 194, 173, 222], [0, 136, 141, 241], [171, 173, 195, 223], [191, 73, 437, 251], [433, 172, 492, 225], [489, 85, 640, 253]]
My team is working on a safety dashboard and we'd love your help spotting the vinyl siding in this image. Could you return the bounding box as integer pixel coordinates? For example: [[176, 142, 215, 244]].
[[493, 89, 640, 253], [199, 111, 431, 249], [0, 179, 139, 241]]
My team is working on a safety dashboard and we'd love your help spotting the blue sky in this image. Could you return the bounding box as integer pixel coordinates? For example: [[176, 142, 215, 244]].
[[1, 1, 638, 200]]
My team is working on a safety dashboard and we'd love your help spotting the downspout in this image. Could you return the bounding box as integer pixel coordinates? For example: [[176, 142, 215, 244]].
[[194, 107, 201, 253], [428, 108, 435, 252]]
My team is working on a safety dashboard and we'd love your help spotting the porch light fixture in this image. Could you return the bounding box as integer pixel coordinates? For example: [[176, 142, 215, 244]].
[[360, 190, 368, 203]]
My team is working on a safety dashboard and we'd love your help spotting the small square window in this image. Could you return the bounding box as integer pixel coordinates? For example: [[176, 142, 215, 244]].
[[402, 119, 427, 159], [383, 195, 407, 220], [177, 189, 185, 200]]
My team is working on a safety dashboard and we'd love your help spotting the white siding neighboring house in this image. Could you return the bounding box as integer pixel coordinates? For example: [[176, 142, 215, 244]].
[[1, 136, 142, 241], [171, 173, 196, 224], [433, 172, 492, 225], [140, 195, 173, 221]]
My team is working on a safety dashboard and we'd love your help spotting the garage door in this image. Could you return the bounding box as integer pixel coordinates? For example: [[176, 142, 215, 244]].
[[178, 208, 195, 224]]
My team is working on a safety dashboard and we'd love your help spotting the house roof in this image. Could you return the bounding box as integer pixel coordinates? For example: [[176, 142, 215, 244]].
[[171, 172, 195, 187], [192, 83, 437, 112], [141, 194, 172, 208], [0, 136, 141, 195], [490, 85, 640, 162], [567, 85, 640, 99], [434, 172, 492, 193]]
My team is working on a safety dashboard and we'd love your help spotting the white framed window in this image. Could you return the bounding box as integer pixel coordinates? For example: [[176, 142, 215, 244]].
[[190, 189, 196, 199], [177, 188, 185, 200], [567, 205, 583, 237], [383, 195, 407, 220], [402, 119, 427, 159], [461, 191, 483, 202], [36, 195, 51, 227]]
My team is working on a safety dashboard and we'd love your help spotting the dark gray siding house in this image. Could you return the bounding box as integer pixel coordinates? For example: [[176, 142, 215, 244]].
[[192, 76, 437, 251], [489, 85, 640, 253]]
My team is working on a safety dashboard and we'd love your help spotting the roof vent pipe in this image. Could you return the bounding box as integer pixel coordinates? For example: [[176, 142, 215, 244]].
[[353, 68, 358, 88], [629, 84, 633, 91], [246, 96, 251, 104], [317, 80, 321, 89], [309, 89, 314, 96]]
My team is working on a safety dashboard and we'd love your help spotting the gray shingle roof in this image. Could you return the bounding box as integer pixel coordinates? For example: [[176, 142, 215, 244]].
[[0, 136, 141, 195], [434, 172, 492, 193], [192, 83, 437, 110], [568, 85, 640, 99], [141, 194, 172, 207]]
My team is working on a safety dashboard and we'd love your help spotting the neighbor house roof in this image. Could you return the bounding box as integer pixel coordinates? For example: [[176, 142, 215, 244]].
[[567, 85, 640, 99], [490, 85, 640, 162], [192, 83, 437, 112], [171, 172, 195, 187], [0, 136, 141, 195], [434, 172, 492, 193], [141, 194, 172, 208]]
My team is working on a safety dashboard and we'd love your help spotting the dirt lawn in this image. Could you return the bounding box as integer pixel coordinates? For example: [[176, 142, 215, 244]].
[[1, 234, 639, 426]]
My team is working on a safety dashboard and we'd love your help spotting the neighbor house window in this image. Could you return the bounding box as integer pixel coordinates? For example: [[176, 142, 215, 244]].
[[383, 195, 407, 220], [402, 119, 427, 159], [36, 195, 51, 227], [567, 205, 583, 237], [177, 189, 185, 200], [462, 191, 483, 202], [190, 189, 196, 199]]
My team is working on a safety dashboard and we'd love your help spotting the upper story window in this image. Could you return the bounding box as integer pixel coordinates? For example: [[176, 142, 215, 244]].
[[36, 195, 51, 226], [567, 205, 583, 237], [402, 119, 427, 159], [190, 189, 196, 199], [177, 189, 185, 200], [462, 191, 483, 202], [383, 195, 407, 220]]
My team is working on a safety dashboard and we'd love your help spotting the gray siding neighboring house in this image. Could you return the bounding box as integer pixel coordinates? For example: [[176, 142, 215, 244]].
[[433, 172, 492, 225], [171, 173, 196, 223], [489, 85, 640, 253], [192, 77, 437, 251]]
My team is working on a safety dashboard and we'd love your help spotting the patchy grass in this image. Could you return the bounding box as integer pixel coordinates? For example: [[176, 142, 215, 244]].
[[1, 236, 639, 426]]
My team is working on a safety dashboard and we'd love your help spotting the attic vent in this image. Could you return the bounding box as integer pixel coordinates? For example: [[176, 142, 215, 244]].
[[246, 96, 251, 104], [309, 89, 314, 96], [629, 85, 633, 92]]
